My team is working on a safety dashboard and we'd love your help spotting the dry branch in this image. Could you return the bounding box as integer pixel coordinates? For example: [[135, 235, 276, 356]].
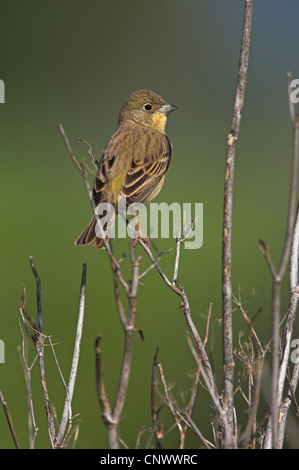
[[151, 348, 163, 449], [221, 0, 254, 448], [17, 258, 87, 448], [0, 390, 21, 449], [277, 203, 299, 448], [261, 73, 299, 449], [57, 263, 87, 444]]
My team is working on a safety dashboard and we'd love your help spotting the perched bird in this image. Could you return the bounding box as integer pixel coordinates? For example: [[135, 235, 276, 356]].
[[75, 89, 177, 249]]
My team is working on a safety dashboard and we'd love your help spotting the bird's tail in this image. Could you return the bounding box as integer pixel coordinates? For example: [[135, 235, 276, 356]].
[[75, 211, 116, 249]]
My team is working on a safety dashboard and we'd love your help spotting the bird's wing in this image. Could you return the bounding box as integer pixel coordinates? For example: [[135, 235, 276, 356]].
[[93, 126, 172, 207], [121, 132, 172, 206]]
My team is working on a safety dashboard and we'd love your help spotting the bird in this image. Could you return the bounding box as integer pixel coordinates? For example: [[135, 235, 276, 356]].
[[75, 89, 177, 249]]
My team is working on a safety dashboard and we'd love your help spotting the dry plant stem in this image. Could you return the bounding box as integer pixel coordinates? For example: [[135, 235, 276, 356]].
[[286, 369, 299, 418], [153, 349, 201, 449], [95, 245, 141, 449], [187, 334, 234, 446], [113, 244, 140, 420], [204, 303, 213, 347], [158, 363, 184, 448], [221, 0, 254, 448], [136, 237, 228, 445], [70, 419, 81, 449], [151, 348, 163, 449], [278, 362, 299, 448], [57, 263, 87, 444], [179, 365, 201, 448], [95, 335, 116, 447], [19, 258, 86, 448], [277, 203, 299, 448], [138, 239, 218, 399], [17, 323, 39, 448], [233, 294, 265, 448], [29, 256, 43, 334], [262, 76, 299, 448], [0, 390, 21, 449], [27, 257, 57, 447], [176, 411, 214, 449], [277, 127, 299, 396]]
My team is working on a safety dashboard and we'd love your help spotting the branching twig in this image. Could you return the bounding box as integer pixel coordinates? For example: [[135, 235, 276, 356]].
[[17, 321, 39, 448], [176, 411, 215, 449], [158, 363, 184, 447], [94, 249, 142, 449], [261, 72, 299, 448], [24, 257, 57, 447], [234, 294, 265, 448], [18, 258, 87, 448]]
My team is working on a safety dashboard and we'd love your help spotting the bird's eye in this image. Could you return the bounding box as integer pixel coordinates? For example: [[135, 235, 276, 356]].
[[143, 104, 152, 111]]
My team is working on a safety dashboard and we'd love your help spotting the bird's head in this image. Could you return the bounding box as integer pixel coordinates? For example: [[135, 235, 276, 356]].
[[118, 89, 177, 132]]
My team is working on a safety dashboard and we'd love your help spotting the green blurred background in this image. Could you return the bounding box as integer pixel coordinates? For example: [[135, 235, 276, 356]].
[[1, 0, 299, 449]]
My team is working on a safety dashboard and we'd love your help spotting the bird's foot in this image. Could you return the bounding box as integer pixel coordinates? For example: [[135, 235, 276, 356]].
[[132, 231, 151, 248]]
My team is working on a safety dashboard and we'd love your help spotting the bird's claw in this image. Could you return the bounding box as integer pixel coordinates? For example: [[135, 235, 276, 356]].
[[133, 233, 151, 248]]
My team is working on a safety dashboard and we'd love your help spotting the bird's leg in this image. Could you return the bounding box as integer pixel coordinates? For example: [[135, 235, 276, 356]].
[[132, 213, 151, 248]]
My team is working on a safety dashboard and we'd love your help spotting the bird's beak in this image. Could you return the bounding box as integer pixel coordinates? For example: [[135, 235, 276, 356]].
[[158, 103, 178, 114]]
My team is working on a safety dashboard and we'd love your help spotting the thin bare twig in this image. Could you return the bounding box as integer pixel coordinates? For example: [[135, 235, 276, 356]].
[[17, 322, 39, 448], [221, 0, 254, 448], [95, 335, 113, 429], [179, 364, 201, 448], [0, 390, 21, 449], [25, 257, 57, 447], [204, 303, 213, 347], [77, 137, 99, 167], [57, 263, 87, 443], [29, 256, 43, 334], [176, 410, 215, 449], [235, 302, 265, 448], [151, 348, 163, 449], [158, 363, 184, 447]]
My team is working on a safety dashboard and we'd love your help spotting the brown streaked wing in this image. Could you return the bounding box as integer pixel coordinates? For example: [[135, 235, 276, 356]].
[[121, 134, 172, 206]]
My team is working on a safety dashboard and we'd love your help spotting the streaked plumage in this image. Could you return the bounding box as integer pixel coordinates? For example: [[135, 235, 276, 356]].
[[75, 89, 177, 249]]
